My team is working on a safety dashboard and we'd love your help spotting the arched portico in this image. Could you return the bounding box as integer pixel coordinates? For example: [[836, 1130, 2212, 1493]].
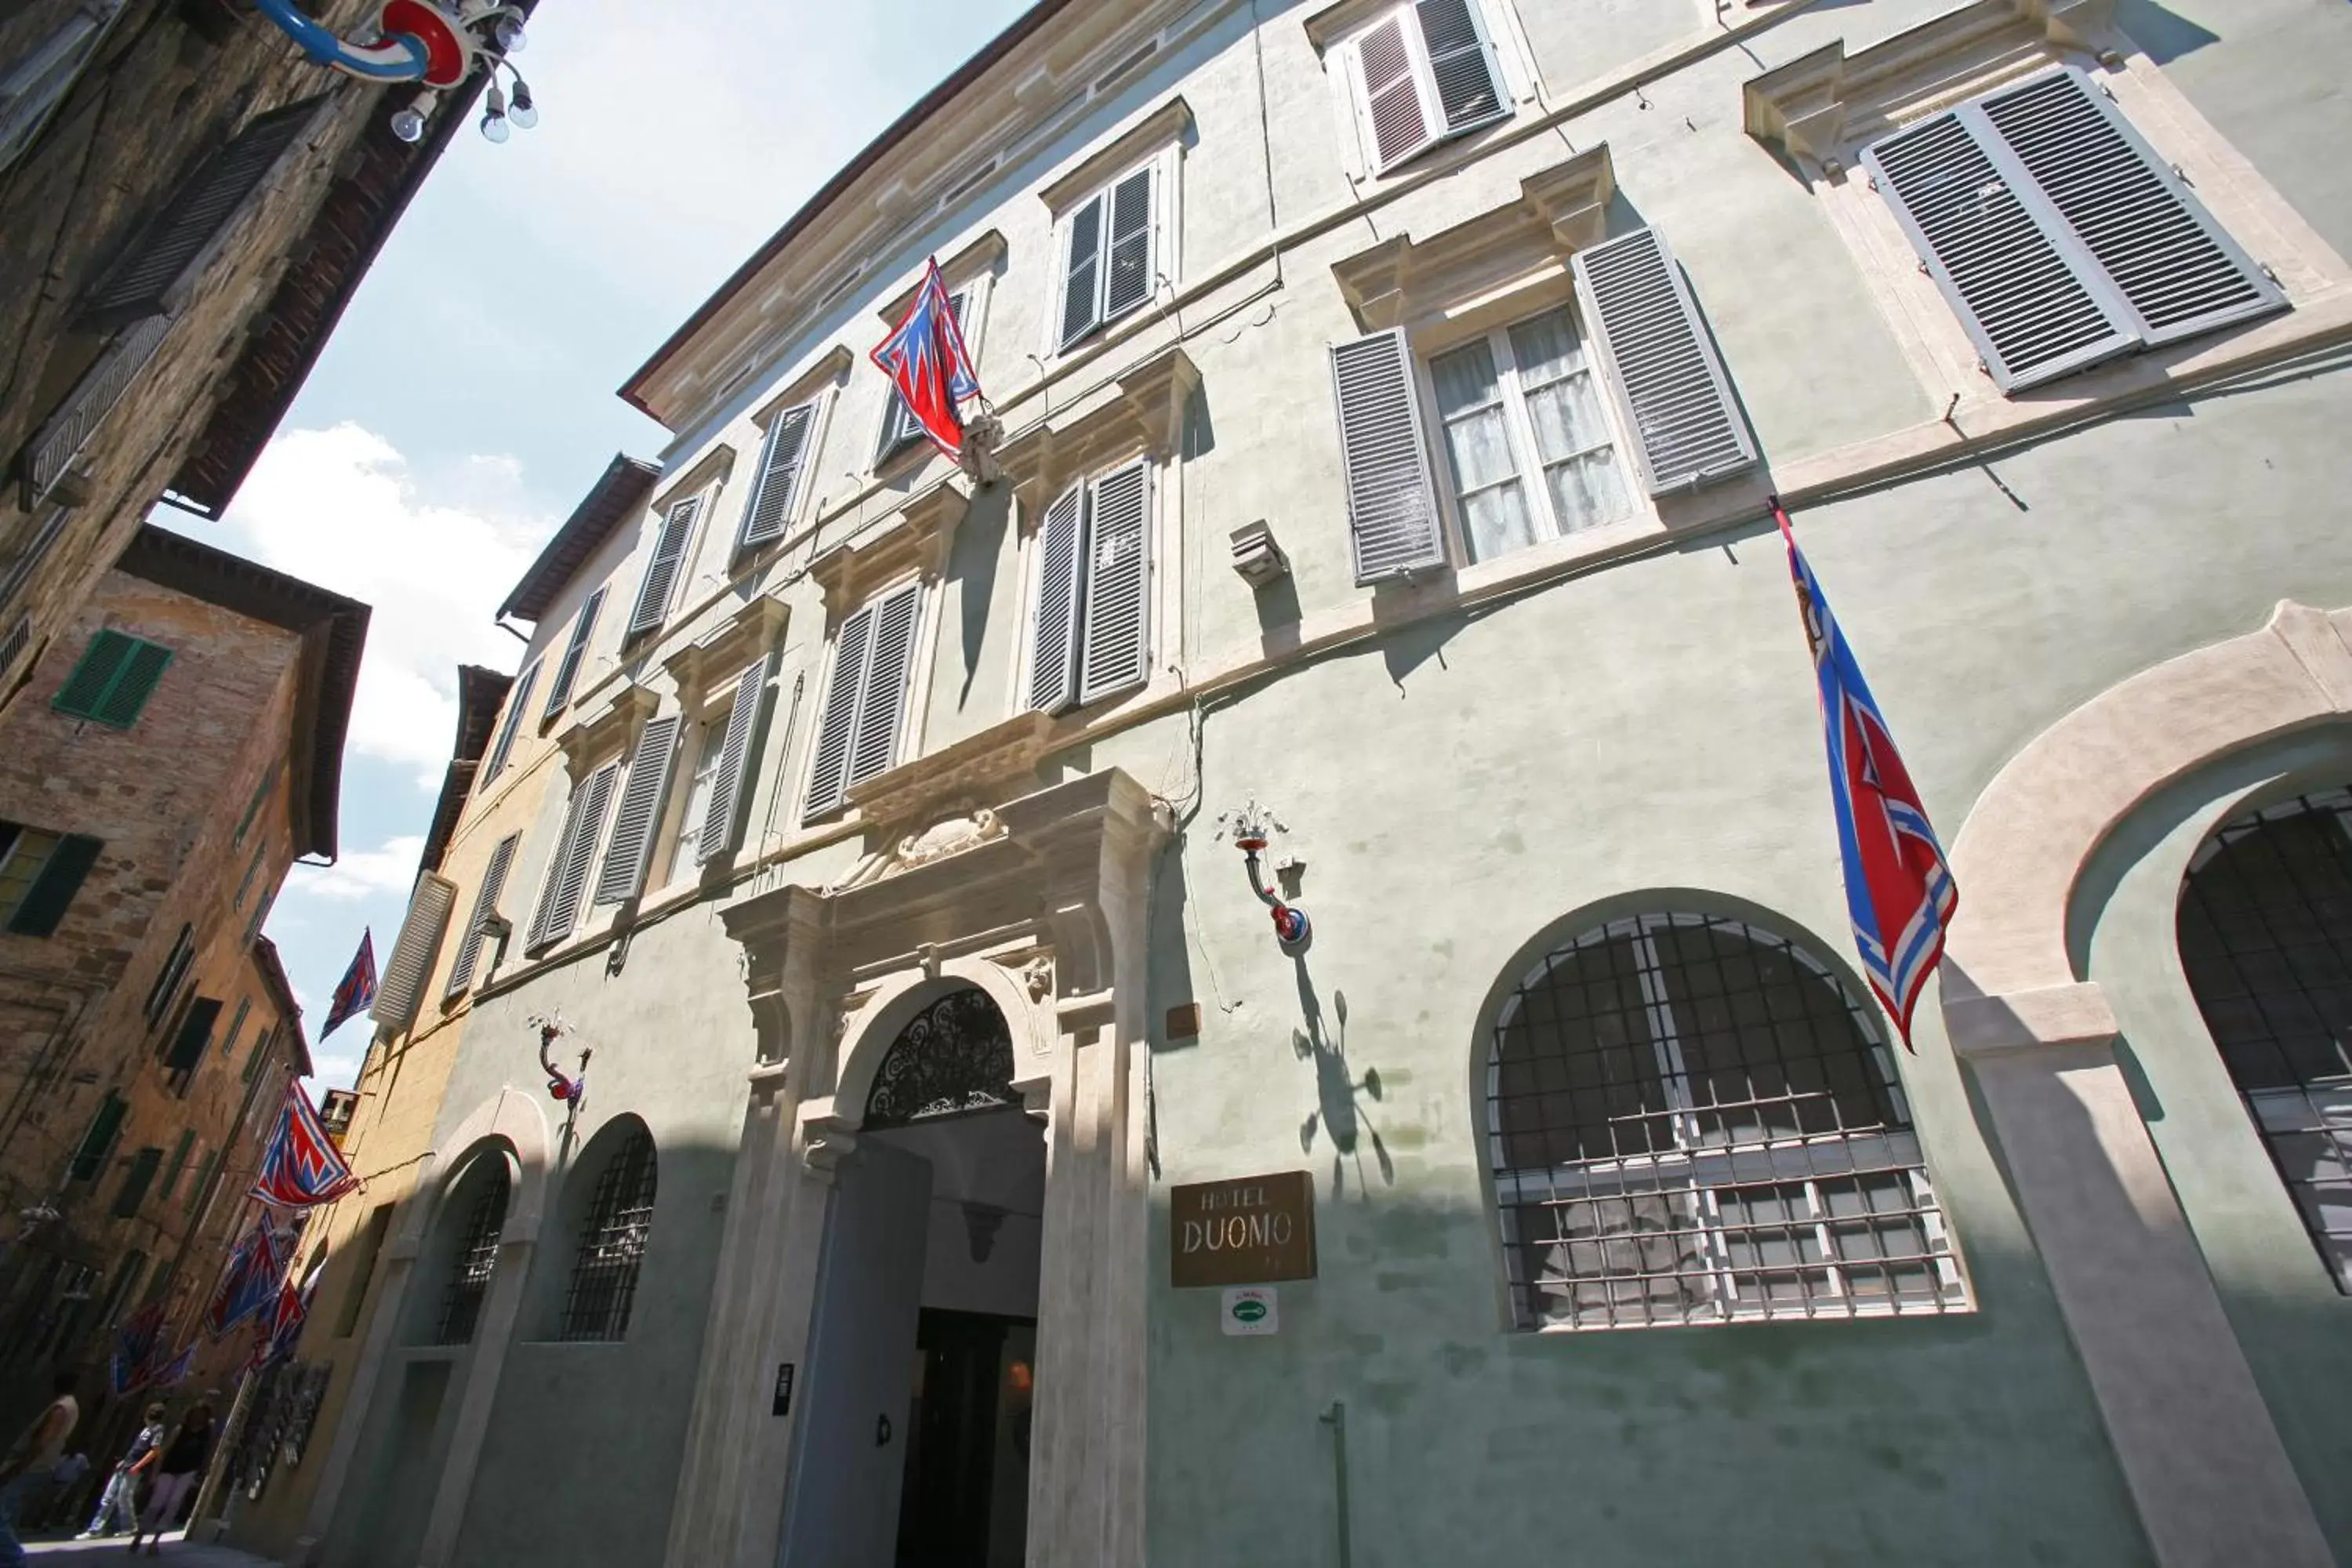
[[1936, 601, 2352, 1568]]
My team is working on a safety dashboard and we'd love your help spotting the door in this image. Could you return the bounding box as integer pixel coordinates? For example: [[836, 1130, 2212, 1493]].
[[778, 1138, 934, 1568]]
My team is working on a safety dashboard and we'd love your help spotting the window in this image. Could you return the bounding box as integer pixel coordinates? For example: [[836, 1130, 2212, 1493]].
[[241, 1023, 274, 1084], [804, 583, 923, 818], [218, 997, 250, 1062], [524, 762, 621, 952], [1486, 912, 1967, 1330], [244, 882, 275, 948], [93, 1250, 145, 1334], [742, 401, 818, 549], [158, 1129, 195, 1203], [668, 712, 729, 880], [1028, 459, 1152, 713], [67, 1091, 127, 1182], [1058, 170, 1156, 351], [1341, 0, 1507, 176], [233, 768, 276, 846], [481, 661, 539, 786], [560, 1126, 658, 1341], [0, 822, 101, 936], [541, 588, 607, 721], [0, 616, 29, 683], [143, 926, 193, 1027], [1428, 306, 1632, 563], [374, 873, 456, 1032], [113, 1146, 162, 1218], [0, 508, 71, 615], [626, 497, 702, 641], [183, 1146, 213, 1213], [52, 630, 172, 726], [0, 0, 129, 179], [336, 1203, 397, 1338], [879, 296, 971, 459], [163, 996, 222, 1094], [2177, 789, 2352, 1293], [435, 1159, 511, 1345], [1864, 67, 2285, 394], [446, 833, 521, 997], [592, 716, 682, 907], [233, 844, 265, 910]]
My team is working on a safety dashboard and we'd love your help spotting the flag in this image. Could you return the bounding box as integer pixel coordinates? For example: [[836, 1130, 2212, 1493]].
[[250, 1276, 310, 1372], [205, 1218, 289, 1339], [871, 258, 982, 459], [1775, 499, 1958, 1050], [110, 1302, 165, 1396], [251, 1080, 360, 1209], [321, 929, 377, 1039], [151, 1341, 196, 1388]]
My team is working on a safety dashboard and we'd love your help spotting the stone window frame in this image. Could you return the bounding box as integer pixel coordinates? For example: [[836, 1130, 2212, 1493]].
[[871, 231, 1005, 476], [1036, 97, 1192, 365], [1305, 0, 1540, 187]]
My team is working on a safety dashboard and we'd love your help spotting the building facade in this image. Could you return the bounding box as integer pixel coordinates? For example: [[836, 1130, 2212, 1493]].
[[288, 1, 2352, 1565]]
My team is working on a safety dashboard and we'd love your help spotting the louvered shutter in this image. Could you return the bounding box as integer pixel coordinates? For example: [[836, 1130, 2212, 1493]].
[[1573, 227, 1757, 494], [70, 1094, 126, 1181], [1102, 168, 1156, 323], [847, 585, 921, 791], [53, 630, 170, 724], [372, 873, 456, 1031], [1060, 194, 1106, 348], [543, 590, 605, 720], [1358, 16, 1432, 172], [26, 314, 169, 501], [0, 507, 71, 611], [82, 98, 321, 328], [1027, 484, 1086, 713], [628, 498, 701, 638], [1330, 328, 1444, 583], [1415, 0, 1503, 136], [527, 764, 617, 951], [91, 639, 171, 726], [699, 655, 779, 862], [804, 604, 876, 818], [445, 834, 519, 996], [1078, 460, 1150, 704], [7, 833, 100, 936], [482, 662, 539, 783], [596, 716, 682, 902], [741, 404, 816, 549], [1978, 69, 2282, 350], [112, 1147, 162, 1217]]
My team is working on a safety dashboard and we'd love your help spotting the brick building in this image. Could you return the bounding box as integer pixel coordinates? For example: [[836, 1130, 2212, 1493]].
[[0, 521, 364, 1450]]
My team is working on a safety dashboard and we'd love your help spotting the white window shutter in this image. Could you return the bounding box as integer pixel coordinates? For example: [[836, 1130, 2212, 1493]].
[[1059, 193, 1106, 348], [371, 873, 456, 1033], [628, 498, 701, 638], [542, 588, 605, 720], [1572, 227, 1758, 495], [1977, 69, 2283, 350], [739, 405, 815, 551], [1357, 16, 1434, 172], [445, 833, 519, 997], [699, 655, 778, 862], [1078, 460, 1150, 705], [1330, 328, 1444, 583], [1102, 167, 1156, 323], [1414, 0, 1504, 137], [594, 715, 682, 903], [846, 584, 922, 791], [528, 763, 618, 951], [481, 661, 539, 784], [1027, 484, 1086, 714], [804, 604, 876, 818]]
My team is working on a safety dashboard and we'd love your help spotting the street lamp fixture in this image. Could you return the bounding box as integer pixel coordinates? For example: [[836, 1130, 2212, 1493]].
[[249, 0, 543, 144]]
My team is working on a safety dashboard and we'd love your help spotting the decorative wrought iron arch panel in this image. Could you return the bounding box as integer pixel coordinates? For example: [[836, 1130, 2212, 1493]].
[[864, 985, 1019, 1129]]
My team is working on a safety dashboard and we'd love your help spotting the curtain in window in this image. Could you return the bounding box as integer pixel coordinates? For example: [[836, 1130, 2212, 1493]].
[[1508, 307, 1629, 533], [1430, 338, 1533, 562]]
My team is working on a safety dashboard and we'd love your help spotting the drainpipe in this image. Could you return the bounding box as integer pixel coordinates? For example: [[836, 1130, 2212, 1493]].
[[1319, 1401, 1352, 1568]]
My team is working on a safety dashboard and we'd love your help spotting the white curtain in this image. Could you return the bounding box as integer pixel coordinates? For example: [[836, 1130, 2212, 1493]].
[[1431, 338, 1535, 562], [1509, 308, 1632, 533]]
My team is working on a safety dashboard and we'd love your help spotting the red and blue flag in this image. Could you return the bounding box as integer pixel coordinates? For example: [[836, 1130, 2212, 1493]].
[[109, 1302, 165, 1396], [205, 1217, 289, 1339], [251, 1274, 312, 1371], [1776, 499, 1957, 1050], [151, 1340, 196, 1388], [250, 1080, 360, 1209], [321, 929, 376, 1039], [871, 258, 982, 459]]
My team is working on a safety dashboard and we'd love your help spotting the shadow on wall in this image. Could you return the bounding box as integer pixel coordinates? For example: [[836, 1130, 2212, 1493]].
[[2117, 1, 2222, 65], [1290, 958, 1393, 1200], [951, 480, 1011, 709]]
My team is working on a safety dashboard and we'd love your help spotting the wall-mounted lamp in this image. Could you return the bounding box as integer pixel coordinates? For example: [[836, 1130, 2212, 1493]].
[[531, 1012, 590, 1105], [1218, 798, 1309, 953], [249, 0, 543, 145]]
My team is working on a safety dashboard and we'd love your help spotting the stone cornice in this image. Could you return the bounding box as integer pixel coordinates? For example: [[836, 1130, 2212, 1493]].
[[756, 345, 851, 422], [1333, 146, 1616, 331], [1301, 0, 1394, 52], [843, 710, 1058, 836], [1743, 0, 2115, 166], [662, 593, 791, 706], [873, 230, 1009, 325], [807, 479, 971, 619], [651, 441, 739, 517], [556, 683, 658, 776], [1038, 96, 1192, 215], [993, 342, 1199, 520]]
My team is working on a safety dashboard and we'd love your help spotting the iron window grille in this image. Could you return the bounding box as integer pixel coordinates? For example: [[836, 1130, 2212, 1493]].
[[434, 1163, 510, 1345], [864, 987, 1018, 1129], [559, 1128, 658, 1341], [2177, 787, 2352, 1294], [1486, 912, 1969, 1330]]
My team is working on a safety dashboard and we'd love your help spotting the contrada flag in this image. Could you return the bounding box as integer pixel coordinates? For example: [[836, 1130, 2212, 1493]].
[[205, 1218, 288, 1339], [1776, 499, 1957, 1050], [109, 1302, 165, 1396], [871, 258, 981, 459], [321, 929, 376, 1039], [251, 1080, 360, 1209]]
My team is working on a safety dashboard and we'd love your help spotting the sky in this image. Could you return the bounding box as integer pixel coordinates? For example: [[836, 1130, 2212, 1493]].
[[158, 0, 1033, 1091]]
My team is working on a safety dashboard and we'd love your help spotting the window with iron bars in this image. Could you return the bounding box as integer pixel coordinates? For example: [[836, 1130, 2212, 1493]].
[[434, 1161, 510, 1345], [559, 1127, 658, 1341], [1486, 912, 1969, 1330]]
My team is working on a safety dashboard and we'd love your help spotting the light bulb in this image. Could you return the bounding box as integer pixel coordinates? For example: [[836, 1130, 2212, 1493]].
[[390, 105, 427, 143], [507, 82, 536, 129], [480, 110, 509, 143], [485, 82, 506, 118], [494, 16, 524, 51]]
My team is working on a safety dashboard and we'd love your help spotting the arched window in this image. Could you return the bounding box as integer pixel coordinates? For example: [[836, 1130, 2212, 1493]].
[[2177, 788, 2352, 1294], [434, 1156, 510, 1345], [1486, 911, 1966, 1330], [864, 986, 1018, 1128], [561, 1126, 658, 1341]]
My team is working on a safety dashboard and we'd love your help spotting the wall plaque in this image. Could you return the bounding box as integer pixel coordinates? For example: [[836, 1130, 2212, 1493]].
[[1170, 1170, 1316, 1288]]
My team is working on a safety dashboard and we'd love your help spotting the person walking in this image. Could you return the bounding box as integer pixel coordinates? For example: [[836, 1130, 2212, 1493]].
[[40, 1448, 89, 1528], [126, 1403, 209, 1556], [0, 1370, 80, 1568], [78, 1403, 164, 1540]]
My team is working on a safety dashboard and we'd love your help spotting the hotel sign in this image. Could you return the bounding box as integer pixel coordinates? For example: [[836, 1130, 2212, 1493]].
[[1170, 1170, 1316, 1288]]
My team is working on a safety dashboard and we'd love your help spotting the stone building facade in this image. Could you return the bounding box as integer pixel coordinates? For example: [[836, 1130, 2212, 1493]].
[[0, 523, 361, 1457], [281, 2, 2352, 1566]]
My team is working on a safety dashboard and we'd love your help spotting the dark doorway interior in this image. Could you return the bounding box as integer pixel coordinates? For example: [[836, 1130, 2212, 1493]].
[[896, 1308, 1035, 1568]]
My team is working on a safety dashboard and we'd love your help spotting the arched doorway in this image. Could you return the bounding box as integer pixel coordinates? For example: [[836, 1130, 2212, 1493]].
[[780, 985, 1043, 1568], [2177, 787, 2352, 1294]]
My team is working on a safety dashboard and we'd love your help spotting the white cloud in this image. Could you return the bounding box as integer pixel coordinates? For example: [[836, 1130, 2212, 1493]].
[[201, 423, 540, 785], [296, 835, 427, 902]]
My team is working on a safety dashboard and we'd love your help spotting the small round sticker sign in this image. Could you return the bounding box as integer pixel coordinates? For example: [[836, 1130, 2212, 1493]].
[[1221, 1286, 1277, 1337]]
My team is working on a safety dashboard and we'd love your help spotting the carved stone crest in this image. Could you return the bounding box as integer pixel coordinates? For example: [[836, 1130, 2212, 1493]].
[[827, 808, 1007, 893]]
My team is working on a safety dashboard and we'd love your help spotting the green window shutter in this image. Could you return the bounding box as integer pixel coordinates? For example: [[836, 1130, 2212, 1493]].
[[158, 1128, 194, 1200], [244, 882, 276, 947], [144, 925, 193, 1025], [7, 831, 100, 935], [69, 1091, 126, 1181], [219, 997, 250, 1064], [183, 1146, 216, 1212], [234, 844, 265, 910], [112, 1145, 162, 1217], [164, 995, 222, 1080], [241, 1023, 273, 1083], [52, 630, 171, 726], [234, 768, 277, 846]]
